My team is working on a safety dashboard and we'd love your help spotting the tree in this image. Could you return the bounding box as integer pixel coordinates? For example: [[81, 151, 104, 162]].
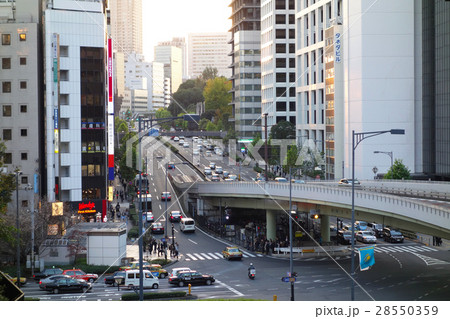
[[384, 159, 411, 180], [200, 67, 218, 82], [155, 108, 173, 131], [0, 141, 15, 245], [270, 120, 295, 140], [203, 77, 232, 112], [168, 80, 204, 117]]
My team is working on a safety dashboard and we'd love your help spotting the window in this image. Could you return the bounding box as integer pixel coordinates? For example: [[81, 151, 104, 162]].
[[20, 105, 27, 113], [289, 29, 295, 39], [21, 153, 27, 160], [20, 57, 26, 65], [276, 58, 287, 68], [21, 200, 28, 208], [3, 153, 12, 164], [276, 29, 286, 39], [2, 58, 11, 69], [276, 44, 286, 53], [289, 102, 296, 111], [60, 46, 69, 57], [21, 129, 27, 137], [20, 81, 27, 89], [2, 34, 11, 45], [275, 0, 286, 10], [2, 129, 12, 140], [276, 73, 286, 82], [2, 105, 12, 116], [289, 43, 295, 53], [276, 101, 287, 112], [2, 81, 11, 93], [21, 176, 28, 184], [276, 87, 287, 97], [276, 15, 286, 24], [19, 33, 26, 41]]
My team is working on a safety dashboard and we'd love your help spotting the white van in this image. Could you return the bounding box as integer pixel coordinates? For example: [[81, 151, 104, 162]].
[[124, 270, 159, 289], [180, 218, 195, 233]]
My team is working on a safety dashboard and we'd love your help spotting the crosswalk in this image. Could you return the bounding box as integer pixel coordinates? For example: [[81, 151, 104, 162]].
[[183, 251, 260, 261], [372, 245, 438, 254]]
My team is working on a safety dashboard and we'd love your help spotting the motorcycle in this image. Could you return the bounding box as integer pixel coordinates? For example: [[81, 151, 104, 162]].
[[248, 268, 256, 279]]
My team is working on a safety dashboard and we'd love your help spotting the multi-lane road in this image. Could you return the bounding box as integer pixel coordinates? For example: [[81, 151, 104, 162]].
[[20, 135, 450, 301]]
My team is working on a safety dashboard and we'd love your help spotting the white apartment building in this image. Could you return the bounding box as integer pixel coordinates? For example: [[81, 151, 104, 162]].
[[43, 0, 107, 202], [0, 0, 42, 211], [296, 0, 418, 180], [261, 0, 297, 138], [154, 45, 183, 93], [158, 37, 188, 81], [188, 32, 232, 79]]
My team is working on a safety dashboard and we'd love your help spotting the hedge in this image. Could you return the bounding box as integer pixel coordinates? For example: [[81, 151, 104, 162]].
[[122, 291, 187, 301]]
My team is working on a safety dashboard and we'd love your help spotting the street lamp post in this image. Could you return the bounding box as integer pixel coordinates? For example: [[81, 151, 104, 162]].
[[373, 151, 393, 170], [351, 129, 404, 300], [15, 171, 22, 287], [288, 167, 294, 301]]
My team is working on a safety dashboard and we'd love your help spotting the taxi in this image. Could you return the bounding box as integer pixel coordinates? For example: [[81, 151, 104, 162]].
[[148, 264, 169, 279], [222, 246, 243, 261], [120, 261, 151, 271]]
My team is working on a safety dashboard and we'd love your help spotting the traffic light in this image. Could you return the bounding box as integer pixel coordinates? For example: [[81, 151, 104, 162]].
[[310, 213, 320, 219]]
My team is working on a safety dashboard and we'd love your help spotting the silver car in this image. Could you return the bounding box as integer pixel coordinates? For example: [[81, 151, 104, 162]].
[[356, 231, 377, 244]]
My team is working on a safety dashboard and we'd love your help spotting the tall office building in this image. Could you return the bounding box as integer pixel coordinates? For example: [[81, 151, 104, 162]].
[[188, 32, 232, 79], [261, 0, 297, 140], [43, 0, 108, 204], [229, 0, 262, 139], [158, 37, 188, 81], [108, 0, 142, 55], [296, 0, 427, 180], [422, 0, 450, 180], [0, 0, 42, 212], [154, 45, 183, 93]]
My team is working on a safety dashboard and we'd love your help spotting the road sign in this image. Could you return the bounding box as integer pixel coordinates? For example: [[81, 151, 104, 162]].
[[148, 128, 159, 137], [281, 276, 297, 283]]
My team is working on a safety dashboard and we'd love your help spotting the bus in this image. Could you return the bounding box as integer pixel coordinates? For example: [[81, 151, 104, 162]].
[[138, 193, 152, 216]]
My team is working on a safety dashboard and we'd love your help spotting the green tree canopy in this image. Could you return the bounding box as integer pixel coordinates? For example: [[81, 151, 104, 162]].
[[383, 159, 411, 180], [0, 141, 16, 244], [203, 77, 232, 112], [270, 120, 295, 140], [200, 67, 219, 82]]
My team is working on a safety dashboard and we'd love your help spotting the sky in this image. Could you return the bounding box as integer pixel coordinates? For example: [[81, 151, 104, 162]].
[[142, 0, 232, 61]]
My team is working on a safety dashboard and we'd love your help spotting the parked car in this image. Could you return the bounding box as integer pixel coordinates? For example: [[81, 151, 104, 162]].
[[292, 179, 306, 184], [161, 191, 171, 201], [204, 167, 212, 175], [209, 162, 216, 170], [179, 139, 185, 145], [120, 261, 151, 271], [39, 274, 72, 290], [211, 173, 220, 182], [336, 230, 353, 245], [148, 264, 168, 279], [183, 142, 189, 148], [356, 231, 377, 244], [223, 171, 229, 178], [104, 271, 126, 286], [215, 166, 223, 174], [33, 267, 63, 281], [222, 246, 243, 260], [228, 174, 238, 181], [173, 137, 179, 142], [338, 178, 361, 187], [169, 210, 182, 222], [205, 150, 212, 157], [168, 270, 215, 287], [151, 222, 165, 234], [383, 228, 404, 243], [274, 177, 288, 183], [355, 221, 369, 231], [43, 278, 92, 294], [62, 269, 98, 283]]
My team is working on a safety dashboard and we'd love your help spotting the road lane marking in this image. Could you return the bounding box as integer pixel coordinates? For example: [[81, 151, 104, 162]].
[[186, 253, 197, 260], [215, 279, 244, 296], [200, 253, 213, 260], [188, 239, 198, 245], [193, 253, 205, 260]]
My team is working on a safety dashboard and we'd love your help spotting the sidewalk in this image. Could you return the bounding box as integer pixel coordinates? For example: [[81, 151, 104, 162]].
[[415, 233, 450, 251]]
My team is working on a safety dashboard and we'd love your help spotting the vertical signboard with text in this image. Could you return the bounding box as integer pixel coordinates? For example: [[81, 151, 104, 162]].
[[107, 38, 115, 181]]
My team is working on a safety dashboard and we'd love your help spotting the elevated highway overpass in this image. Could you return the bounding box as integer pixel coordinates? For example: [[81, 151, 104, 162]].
[[182, 181, 450, 241]]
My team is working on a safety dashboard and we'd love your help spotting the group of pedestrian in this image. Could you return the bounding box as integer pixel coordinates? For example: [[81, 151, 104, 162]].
[[146, 237, 179, 259], [433, 236, 443, 246]]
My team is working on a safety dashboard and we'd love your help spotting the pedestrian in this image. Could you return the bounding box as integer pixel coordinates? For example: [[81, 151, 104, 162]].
[[148, 243, 153, 255], [158, 243, 163, 257], [174, 242, 179, 259]]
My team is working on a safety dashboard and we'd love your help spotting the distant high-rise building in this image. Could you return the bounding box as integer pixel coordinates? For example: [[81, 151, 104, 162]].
[[0, 0, 42, 211], [154, 45, 183, 93], [229, 0, 262, 139], [261, 0, 297, 142], [109, 0, 142, 55], [158, 37, 188, 81], [188, 32, 232, 79]]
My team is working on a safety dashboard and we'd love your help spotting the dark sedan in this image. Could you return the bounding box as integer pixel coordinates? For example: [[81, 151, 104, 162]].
[[151, 222, 164, 234], [104, 271, 126, 286], [43, 278, 92, 294], [168, 270, 215, 287], [39, 274, 71, 290], [33, 268, 63, 281], [337, 230, 353, 244], [169, 211, 182, 223]]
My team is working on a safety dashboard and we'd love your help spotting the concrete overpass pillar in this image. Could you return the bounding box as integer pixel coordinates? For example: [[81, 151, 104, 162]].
[[266, 210, 277, 241], [320, 215, 330, 243]]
